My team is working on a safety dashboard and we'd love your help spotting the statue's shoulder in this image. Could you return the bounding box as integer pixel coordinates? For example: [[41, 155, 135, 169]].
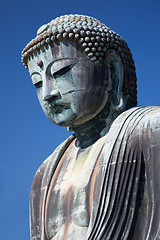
[[117, 106, 160, 129], [107, 106, 160, 145], [142, 106, 160, 124], [135, 106, 160, 132], [117, 106, 160, 147], [136, 106, 160, 148], [31, 134, 75, 192]]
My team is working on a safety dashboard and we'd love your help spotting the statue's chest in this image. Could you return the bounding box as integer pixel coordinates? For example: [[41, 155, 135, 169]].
[[45, 137, 106, 239]]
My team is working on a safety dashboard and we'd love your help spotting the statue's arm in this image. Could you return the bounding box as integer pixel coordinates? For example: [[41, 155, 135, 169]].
[[30, 158, 49, 240], [29, 134, 75, 239], [137, 107, 160, 240]]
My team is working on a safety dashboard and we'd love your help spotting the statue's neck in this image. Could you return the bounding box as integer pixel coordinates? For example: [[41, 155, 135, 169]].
[[71, 104, 121, 149]]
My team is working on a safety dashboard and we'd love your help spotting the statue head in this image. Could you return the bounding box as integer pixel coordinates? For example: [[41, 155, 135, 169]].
[[22, 14, 137, 127]]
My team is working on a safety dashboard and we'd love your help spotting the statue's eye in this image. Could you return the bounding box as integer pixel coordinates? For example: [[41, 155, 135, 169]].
[[31, 73, 42, 88], [49, 59, 77, 78], [52, 64, 73, 78], [34, 81, 42, 88]]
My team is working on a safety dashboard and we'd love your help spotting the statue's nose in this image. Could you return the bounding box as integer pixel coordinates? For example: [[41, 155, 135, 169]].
[[43, 89, 60, 101], [43, 80, 60, 101]]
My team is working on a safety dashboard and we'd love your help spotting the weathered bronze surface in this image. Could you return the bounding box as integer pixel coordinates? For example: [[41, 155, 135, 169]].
[[22, 14, 160, 240]]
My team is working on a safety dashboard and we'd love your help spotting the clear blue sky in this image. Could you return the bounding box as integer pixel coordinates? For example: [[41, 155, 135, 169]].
[[1, 0, 160, 239]]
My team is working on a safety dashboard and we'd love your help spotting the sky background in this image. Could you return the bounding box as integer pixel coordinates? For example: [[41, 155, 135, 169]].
[[1, 0, 160, 239]]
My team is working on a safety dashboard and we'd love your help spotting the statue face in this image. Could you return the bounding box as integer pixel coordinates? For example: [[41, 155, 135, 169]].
[[27, 41, 110, 127]]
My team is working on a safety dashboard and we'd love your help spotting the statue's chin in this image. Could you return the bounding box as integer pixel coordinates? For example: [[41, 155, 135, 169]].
[[44, 109, 101, 128], [44, 109, 77, 127]]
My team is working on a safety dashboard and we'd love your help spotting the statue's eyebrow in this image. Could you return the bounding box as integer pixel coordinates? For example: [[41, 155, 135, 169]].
[[46, 58, 79, 73], [30, 71, 41, 77], [51, 58, 78, 63], [50, 57, 90, 64], [45, 58, 75, 68], [47, 57, 91, 68]]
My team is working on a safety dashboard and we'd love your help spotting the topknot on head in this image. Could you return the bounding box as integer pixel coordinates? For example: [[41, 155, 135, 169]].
[[37, 24, 50, 36]]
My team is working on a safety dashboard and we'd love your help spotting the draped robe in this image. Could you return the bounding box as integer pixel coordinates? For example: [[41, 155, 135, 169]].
[[30, 106, 160, 240]]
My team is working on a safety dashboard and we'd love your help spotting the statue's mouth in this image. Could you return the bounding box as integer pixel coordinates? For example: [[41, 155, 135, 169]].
[[43, 101, 70, 114]]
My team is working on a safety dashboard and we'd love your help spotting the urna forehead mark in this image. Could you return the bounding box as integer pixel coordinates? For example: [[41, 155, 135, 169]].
[[37, 59, 43, 67]]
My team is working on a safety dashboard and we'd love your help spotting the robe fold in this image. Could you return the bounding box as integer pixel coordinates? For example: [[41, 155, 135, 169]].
[[30, 106, 160, 240]]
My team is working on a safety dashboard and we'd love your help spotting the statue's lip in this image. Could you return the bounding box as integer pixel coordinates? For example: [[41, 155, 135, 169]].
[[44, 101, 70, 113], [53, 103, 70, 113]]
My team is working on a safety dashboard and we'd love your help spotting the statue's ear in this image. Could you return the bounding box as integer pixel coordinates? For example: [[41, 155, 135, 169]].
[[105, 49, 124, 111]]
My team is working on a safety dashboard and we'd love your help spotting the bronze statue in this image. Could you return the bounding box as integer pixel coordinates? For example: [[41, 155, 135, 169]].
[[22, 14, 160, 240]]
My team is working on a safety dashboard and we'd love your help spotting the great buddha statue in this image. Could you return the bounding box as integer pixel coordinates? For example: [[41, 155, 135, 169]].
[[22, 14, 160, 240]]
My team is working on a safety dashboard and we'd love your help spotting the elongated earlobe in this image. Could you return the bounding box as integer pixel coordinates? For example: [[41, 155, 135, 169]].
[[110, 93, 124, 111], [106, 49, 125, 111]]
